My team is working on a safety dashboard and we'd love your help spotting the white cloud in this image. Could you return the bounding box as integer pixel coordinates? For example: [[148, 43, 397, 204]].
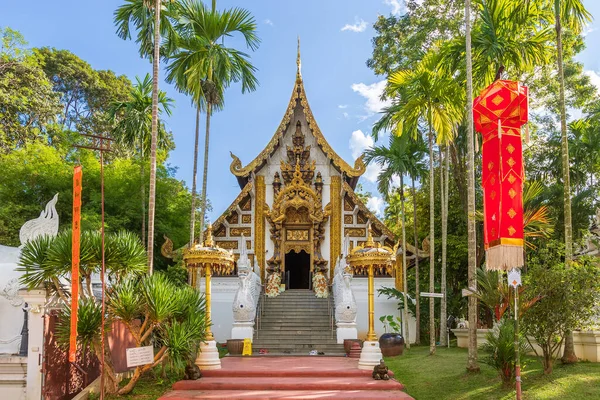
[[349, 130, 382, 183], [383, 0, 404, 15], [341, 18, 368, 33], [349, 129, 373, 159], [264, 19, 274, 26], [367, 196, 385, 217], [351, 80, 392, 115], [343, 112, 349, 119], [585, 70, 600, 92], [338, 104, 348, 109]]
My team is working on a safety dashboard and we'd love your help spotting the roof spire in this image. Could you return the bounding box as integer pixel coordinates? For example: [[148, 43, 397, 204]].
[[296, 36, 302, 77]]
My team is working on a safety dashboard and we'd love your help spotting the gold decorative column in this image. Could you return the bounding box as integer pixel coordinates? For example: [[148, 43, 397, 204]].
[[346, 231, 395, 369], [183, 225, 234, 369], [255, 175, 266, 280], [395, 254, 403, 291], [330, 175, 342, 280]]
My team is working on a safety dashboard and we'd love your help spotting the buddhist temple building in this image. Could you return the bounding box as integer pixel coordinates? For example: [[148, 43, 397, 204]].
[[194, 42, 421, 352]]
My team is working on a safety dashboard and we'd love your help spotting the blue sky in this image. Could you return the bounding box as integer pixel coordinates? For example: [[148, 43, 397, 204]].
[[3, 0, 600, 220]]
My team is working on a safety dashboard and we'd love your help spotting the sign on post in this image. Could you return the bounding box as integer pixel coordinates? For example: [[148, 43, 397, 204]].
[[126, 345, 154, 368], [242, 338, 252, 356], [508, 268, 522, 288], [461, 287, 477, 297], [420, 292, 444, 298]]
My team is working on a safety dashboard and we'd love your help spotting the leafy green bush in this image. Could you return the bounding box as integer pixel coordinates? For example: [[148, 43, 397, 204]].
[[482, 318, 530, 387]]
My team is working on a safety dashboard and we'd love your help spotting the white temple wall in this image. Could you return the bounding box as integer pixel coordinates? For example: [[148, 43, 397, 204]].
[[351, 278, 417, 345], [199, 278, 238, 342], [0, 245, 24, 355]]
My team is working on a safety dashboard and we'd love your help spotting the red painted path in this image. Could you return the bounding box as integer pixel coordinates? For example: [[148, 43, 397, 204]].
[[159, 356, 413, 399]]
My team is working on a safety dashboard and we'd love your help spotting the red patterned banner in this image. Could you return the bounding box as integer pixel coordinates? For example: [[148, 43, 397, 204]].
[[474, 80, 528, 270], [69, 165, 82, 363]]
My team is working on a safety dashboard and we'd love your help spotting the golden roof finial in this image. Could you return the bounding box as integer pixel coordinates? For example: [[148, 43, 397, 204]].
[[296, 36, 302, 77]]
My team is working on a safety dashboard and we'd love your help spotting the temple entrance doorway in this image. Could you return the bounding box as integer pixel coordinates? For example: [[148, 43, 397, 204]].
[[285, 250, 311, 289]]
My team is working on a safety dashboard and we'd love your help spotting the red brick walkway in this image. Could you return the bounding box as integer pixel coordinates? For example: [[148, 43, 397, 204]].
[[159, 356, 413, 399]]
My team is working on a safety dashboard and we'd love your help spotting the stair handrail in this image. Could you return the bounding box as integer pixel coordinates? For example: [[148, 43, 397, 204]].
[[254, 284, 265, 338], [329, 283, 335, 339]]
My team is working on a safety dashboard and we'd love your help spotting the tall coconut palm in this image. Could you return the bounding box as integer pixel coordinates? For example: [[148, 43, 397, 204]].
[[364, 133, 413, 347], [114, 0, 177, 273], [109, 74, 173, 247], [439, 145, 450, 347], [443, 0, 552, 91], [551, 0, 593, 365], [166, 0, 259, 245], [381, 50, 463, 355], [465, 0, 480, 373]]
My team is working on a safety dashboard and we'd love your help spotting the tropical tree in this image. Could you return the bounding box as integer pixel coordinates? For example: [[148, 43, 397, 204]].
[[364, 133, 414, 346], [166, 0, 259, 245], [381, 49, 463, 355], [17, 230, 147, 300], [549, 0, 592, 364], [442, 0, 552, 90], [114, 0, 178, 272], [109, 73, 174, 247]]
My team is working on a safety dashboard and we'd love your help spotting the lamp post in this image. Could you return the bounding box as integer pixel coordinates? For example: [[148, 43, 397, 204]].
[[346, 230, 396, 370], [183, 225, 234, 369]]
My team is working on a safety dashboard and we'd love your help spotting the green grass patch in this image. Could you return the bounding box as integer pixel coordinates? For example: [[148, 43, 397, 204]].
[[387, 345, 600, 400], [104, 373, 177, 400]]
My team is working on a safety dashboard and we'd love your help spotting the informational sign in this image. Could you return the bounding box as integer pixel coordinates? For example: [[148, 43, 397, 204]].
[[461, 287, 477, 297], [420, 292, 444, 298], [69, 166, 82, 363], [508, 268, 522, 288], [126, 345, 154, 368], [242, 338, 252, 356]]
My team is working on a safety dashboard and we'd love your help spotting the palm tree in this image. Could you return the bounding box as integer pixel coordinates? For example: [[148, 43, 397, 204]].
[[465, 0, 480, 372], [114, 0, 178, 273], [364, 133, 414, 347], [549, 0, 592, 365], [110, 74, 173, 247], [166, 0, 259, 245], [443, 0, 552, 90], [439, 145, 450, 346], [380, 50, 463, 355]]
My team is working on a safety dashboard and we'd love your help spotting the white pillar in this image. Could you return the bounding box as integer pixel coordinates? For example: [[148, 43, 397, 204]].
[[18, 288, 46, 400], [195, 340, 221, 370], [358, 340, 383, 370], [231, 322, 254, 340], [336, 322, 357, 344]]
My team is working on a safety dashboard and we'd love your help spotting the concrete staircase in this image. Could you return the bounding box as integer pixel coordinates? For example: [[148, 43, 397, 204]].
[[252, 289, 345, 355]]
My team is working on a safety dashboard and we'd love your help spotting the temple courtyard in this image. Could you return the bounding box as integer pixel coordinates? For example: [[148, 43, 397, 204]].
[[102, 347, 599, 400]]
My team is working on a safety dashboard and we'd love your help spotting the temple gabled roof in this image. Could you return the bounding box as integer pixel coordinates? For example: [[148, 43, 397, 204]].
[[229, 40, 366, 189]]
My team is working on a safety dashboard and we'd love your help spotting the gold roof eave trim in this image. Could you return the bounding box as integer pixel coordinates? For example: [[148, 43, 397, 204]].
[[229, 75, 366, 179], [343, 181, 396, 244]]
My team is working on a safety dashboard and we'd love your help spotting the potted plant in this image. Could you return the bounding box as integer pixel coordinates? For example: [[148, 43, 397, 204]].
[[379, 315, 405, 357]]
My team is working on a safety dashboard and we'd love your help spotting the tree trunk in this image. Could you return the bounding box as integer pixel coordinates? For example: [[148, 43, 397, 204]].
[[412, 177, 421, 345], [440, 146, 449, 346], [189, 106, 201, 246], [428, 111, 436, 356], [401, 177, 410, 349], [555, 1, 577, 364], [140, 145, 146, 249], [198, 102, 212, 245], [465, 0, 480, 372], [146, 0, 162, 274]]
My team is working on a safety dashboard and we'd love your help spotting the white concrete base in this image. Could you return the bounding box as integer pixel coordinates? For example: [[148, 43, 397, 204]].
[[357, 340, 383, 370], [336, 322, 358, 344], [195, 340, 221, 370], [231, 322, 254, 340]]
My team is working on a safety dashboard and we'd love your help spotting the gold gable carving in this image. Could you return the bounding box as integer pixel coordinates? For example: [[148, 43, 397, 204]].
[[229, 71, 365, 179]]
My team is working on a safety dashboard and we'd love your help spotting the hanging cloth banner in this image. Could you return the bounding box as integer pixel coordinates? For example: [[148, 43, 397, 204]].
[[69, 165, 83, 363], [473, 80, 528, 271]]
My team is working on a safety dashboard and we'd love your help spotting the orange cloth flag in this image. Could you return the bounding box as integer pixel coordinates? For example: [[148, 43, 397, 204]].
[[69, 166, 82, 363], [473, 80, 528, 271]]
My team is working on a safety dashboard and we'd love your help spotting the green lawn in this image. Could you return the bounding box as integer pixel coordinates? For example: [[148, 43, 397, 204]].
[[387, 345, 600, 400]]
